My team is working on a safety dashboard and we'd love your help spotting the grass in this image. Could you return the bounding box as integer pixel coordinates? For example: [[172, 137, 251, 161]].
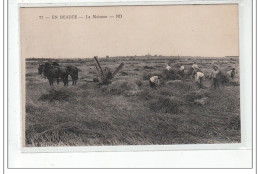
[[38, 88, 76, 102], [25, 57, 240, 146], [148, 96, 182, 114]]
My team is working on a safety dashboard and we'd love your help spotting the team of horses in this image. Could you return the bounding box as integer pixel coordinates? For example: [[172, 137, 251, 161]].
[[38, 62, 78, 86]]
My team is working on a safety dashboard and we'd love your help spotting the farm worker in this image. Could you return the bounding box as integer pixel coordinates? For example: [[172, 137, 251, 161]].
[[180, 65, 184, 72], [227, 68, 235, 79], [192, 62, 199, 70], [194, 70, 205, 89], [210, 65, 220, 89], [149, 75, 161, 89], [179, 64, 185, 77], [166, 63, 172, 71], [192, 62, 199, 78]]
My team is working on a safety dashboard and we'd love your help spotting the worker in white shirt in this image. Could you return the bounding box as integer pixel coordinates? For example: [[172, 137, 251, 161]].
[[194, 70, 205, 89], [227, 68, 235, 79], [192, 62, 199, 70], [166, 63, 172, 71], [179, 64, 185, 77], [192, 62, 199, 78], [149, 75, 161, 89]]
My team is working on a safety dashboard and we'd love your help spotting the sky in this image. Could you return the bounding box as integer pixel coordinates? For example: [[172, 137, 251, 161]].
[[20, 5, 239, 59]]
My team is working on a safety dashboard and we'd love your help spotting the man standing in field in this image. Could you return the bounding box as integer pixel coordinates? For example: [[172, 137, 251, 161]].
[[210, 65, 220, 89], [149, 75, 161, 89], [227, 68, 236, 79]]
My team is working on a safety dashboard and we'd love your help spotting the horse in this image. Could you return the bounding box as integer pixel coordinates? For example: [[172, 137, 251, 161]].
[[43, 62, 69, 86], [38, 64, 44, 74], [66, 65, 78, 85], [38, 64, 46, 78], [59, 66, 69, 86], [38, 62, 60, 78], [43, 62, 60, 86]]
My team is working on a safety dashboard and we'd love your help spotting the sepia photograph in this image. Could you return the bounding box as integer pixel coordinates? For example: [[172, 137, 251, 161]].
[[20, 5, 240, 147]]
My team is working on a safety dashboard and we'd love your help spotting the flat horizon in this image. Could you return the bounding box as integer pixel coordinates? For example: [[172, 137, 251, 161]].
[[25, 55, 239, 60]]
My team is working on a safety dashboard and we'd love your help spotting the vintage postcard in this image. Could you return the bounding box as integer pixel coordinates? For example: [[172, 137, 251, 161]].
[[20, 4, 240, 147]]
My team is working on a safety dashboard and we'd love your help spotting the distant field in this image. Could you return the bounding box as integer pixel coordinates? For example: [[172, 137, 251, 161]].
[[25, 57, 240, 146]]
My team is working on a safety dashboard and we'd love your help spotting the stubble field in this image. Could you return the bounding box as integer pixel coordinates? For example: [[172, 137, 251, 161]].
[[25, 56, 240, 147]]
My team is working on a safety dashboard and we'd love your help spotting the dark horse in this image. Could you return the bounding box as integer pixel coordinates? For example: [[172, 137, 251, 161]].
[[38, 64, 46, 78], [59, 66, 69, 86], [38, 62, 60, 78], [66, 65, 78, 85], [43, 62, 69, 86]]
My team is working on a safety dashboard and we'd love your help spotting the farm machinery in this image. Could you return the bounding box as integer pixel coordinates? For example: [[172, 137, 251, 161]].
[[92, 56, 124, 85]]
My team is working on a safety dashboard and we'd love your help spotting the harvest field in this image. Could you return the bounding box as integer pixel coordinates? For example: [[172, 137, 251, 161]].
[[25, 56, 240, 147]]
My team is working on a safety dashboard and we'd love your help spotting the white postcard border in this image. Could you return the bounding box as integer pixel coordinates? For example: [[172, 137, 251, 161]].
[[7, 0, 254, 168]]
